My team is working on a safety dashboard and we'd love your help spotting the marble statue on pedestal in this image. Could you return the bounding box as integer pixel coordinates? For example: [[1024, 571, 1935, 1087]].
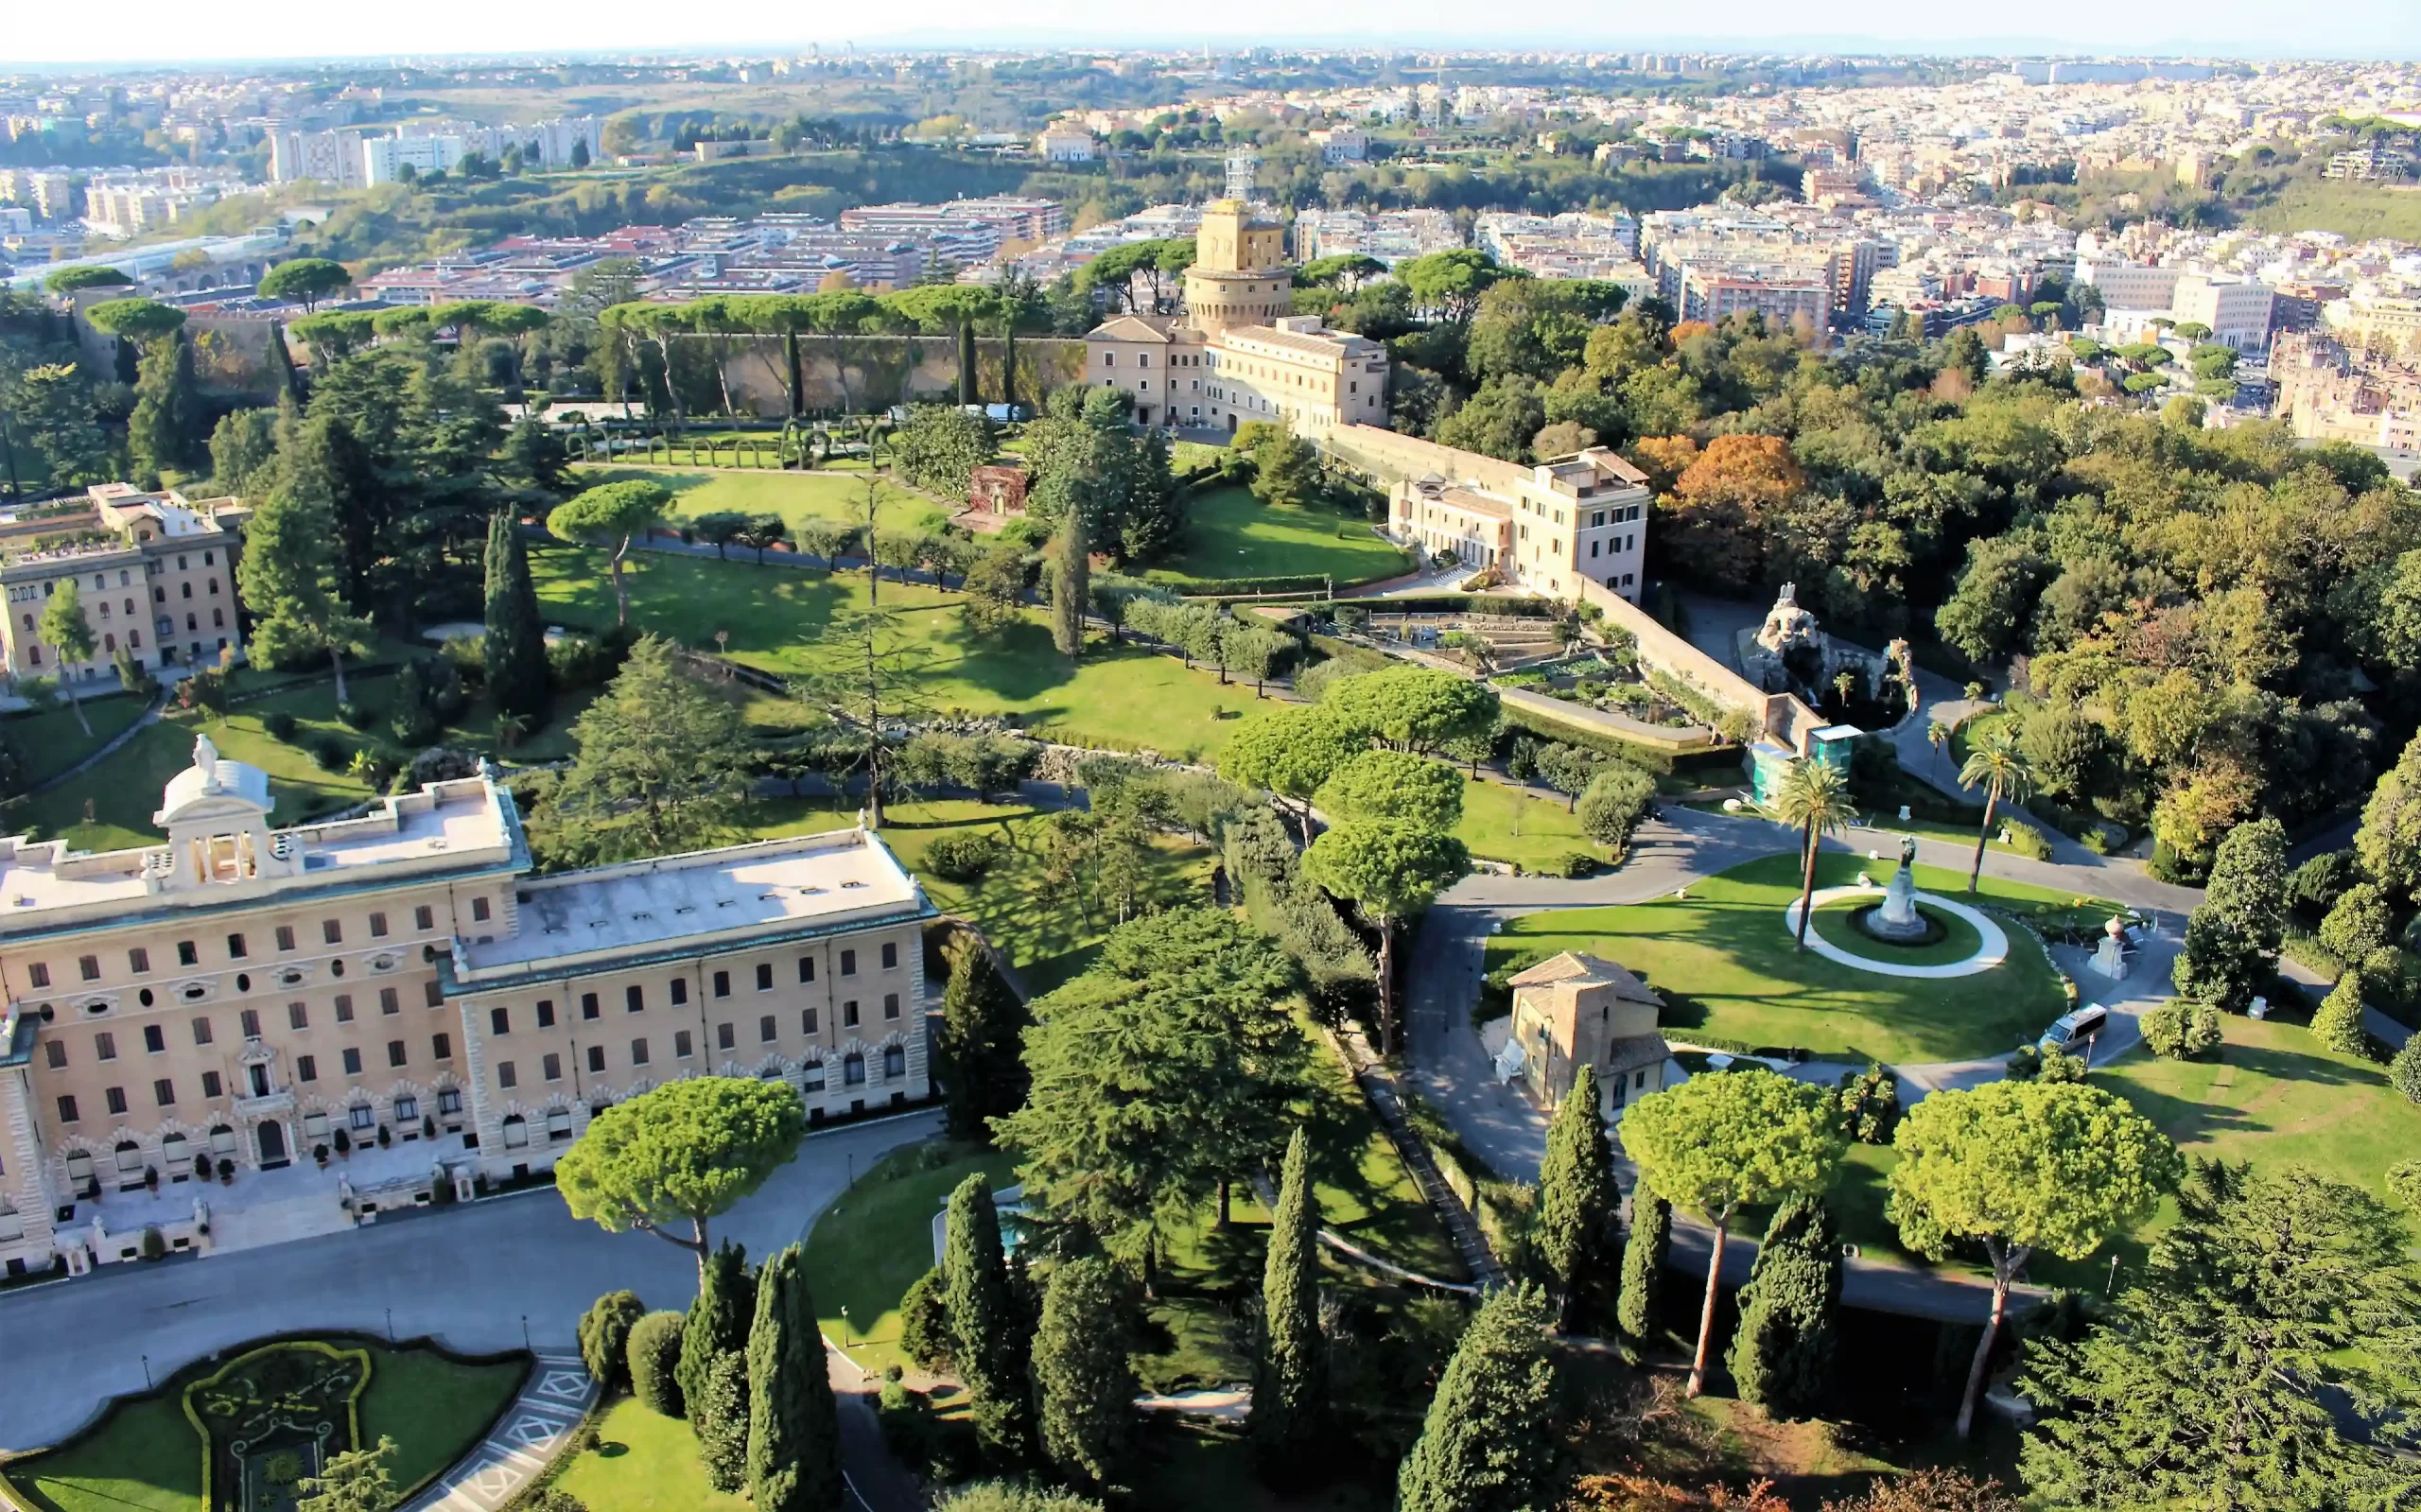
[[1865, 835, 1930, 943]]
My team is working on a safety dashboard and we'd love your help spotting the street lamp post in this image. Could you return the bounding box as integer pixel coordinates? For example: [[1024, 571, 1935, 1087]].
[[839, 1306, 850, 1349]]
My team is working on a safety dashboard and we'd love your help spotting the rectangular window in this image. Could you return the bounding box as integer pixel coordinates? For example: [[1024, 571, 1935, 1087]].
[[128, 947, 150, 974], [674, 1030, 693, 1059], [759, 1015, 776, 1043], [586, 1044, 606, 1074], [498, 1061, 518, 1089], [717, 1021, 736, 1051], [798, 955, 816, 982], [881, 942, 897, 970], [756, 963, 774, 992], [296, 1052, 319, 1083], [630, 1037, 649, 1066], [177, 940, 198, 966], [432, 1033, 452, 1061], [387, 1039, 407, 1068], [424, 981, 444, 1008], [349, 1104, 374, 1131], [95, 1031, 117, 1060], [883, 993, 900, 1020], [369, 912, 389, 938], [322, 919, 342, 945], [535, 999, 556, 1028], [582, 993, 600, 1020], [803, 1007, 819, 1034], [840, 949, 857, 976], [491, 1006, 511, 1034], [471, 896, 492, 923], [414, 906, 434, 931], [240, 1007, 261, 1037], [26, 963, 48, 989], [275, 926, 296, 952], [57, 1094, 78, 1122], [671, 977, 689, 1006], [379, 987, 400, 1016], [843, 1000, 860, 1028], [713, 969, 731, 998], [224, 933, 247, 960], [342, 1047, 363, 1075], [105, 1086, 128, 1116], [625, 984, 644, 1014], [333, 995, 354, 1023], [144, 1023, 165, 1053], [154, 1077, 175, 1106], [44, 1040, 65, 1069], [201, 1070, 222, 1098], [542, 1052, 562, 1083]]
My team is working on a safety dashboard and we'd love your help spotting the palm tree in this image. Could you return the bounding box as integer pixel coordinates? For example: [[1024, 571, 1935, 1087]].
[[1833, 670, 1856, 711], [1768, 757, 1858, 951], [1926, 719, 1951, 779], [1957, 727, 2036, 894]]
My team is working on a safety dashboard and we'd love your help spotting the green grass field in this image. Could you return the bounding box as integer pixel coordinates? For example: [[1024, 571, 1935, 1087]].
[[1451, 777, 1604, 871], [1148, 485, 1412, 585], [550, 1397, 752, 1512], [1487, 853, 2084, 1064], [530, 546, 1278, 761], [0, 1341, 522, 1512], [570, 463, 953, 540], [803, 1140, 1023, 1379], [8, 692, 152, 789]]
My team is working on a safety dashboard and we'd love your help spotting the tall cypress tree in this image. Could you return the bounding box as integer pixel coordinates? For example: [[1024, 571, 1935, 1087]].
[[1725, 1195, 1841, 1417], [1537, 1065, 1620, 1330], [957, 319, 979, 406], [1251, 1126, 1325, 1465], [745, 1243, 843, 1512], [1616, 1188, 1671, 1349], [267, 320, 301, 402], [1032, 1256, 1136, 1492], [695, 1351, 752, 1493], [936, 940, 1029, 1141], [1052, 507, 1089, 661], [945, 1173, 1036, 1466], [1396, 1284, 1560, 1512], [680, 1240, 757, 1433], [483, 510, 550, 723]]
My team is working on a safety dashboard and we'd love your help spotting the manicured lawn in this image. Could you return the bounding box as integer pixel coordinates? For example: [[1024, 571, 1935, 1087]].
[[1, 1340, 522, 1512], [1486, 853, 2084, 1064], [21, 671, 594, 855], [803, 1140, 1024, 1379], [1148, 485, 1411, 585], [570, 463, 952, 539], [1804, 895, 1987, 968], [1452, 777, 1602, 870], [531, 546, 1278, 760], [550, 1396, 751, 1512], [7, 691, 151, 788]]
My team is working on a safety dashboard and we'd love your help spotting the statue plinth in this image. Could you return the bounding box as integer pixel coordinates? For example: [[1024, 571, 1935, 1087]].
[[1860, 839, 1930, 943]]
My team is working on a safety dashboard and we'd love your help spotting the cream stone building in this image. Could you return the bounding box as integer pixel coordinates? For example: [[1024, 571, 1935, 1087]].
[[1085, 199, 1390, 434], [3, 484, 252, 691], [1327, 427, 1652, 601], [0, 741, 932, 1277], [1506, 951, 1669, 1117]]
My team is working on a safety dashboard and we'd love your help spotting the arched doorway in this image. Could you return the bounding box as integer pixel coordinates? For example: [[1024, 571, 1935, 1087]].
[[255, 1120, 289, 1169]]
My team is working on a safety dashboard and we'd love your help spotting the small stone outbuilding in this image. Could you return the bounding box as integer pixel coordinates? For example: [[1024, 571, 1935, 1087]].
[[1507, 951, 1670, 1117]]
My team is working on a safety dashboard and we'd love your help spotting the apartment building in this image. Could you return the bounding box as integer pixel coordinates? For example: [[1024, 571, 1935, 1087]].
[[1085, 200, 1389, 434], [2170, 273, 2275, 353], [0, 746, 933, 1277], [1333, 427, 1650, 601], [2, 485, 250, 687], [839, 197, 1068, 245]]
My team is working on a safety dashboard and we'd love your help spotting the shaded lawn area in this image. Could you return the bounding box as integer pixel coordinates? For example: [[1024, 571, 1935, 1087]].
[[750, 798, 1218, 996], [569, 463, 951, 540], [549, 1396, 752, 1512], [531, 546, 1276, 761], [1, 1341, 522, 1512], [8, 690, 151, 788], [1487, 853, 2083, 1064], [18, 671, 594, 854], [802, 1140, 1024, 1380], [1452, 776, 1603, 870], [1148, 485, 1411, 586]]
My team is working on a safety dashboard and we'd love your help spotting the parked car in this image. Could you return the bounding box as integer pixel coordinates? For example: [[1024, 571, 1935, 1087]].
[[2038, 1003, 2110, 1052]]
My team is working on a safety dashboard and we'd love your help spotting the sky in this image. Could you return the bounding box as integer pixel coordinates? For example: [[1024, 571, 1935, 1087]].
[[6, 0, 2418, 66]]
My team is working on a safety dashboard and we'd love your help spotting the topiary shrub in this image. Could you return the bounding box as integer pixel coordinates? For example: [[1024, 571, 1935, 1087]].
[[338, 701, 377, 731], [2143, 999, 2222, 1060], [310, 738, 350, 772], [2392, 1037, 2421, 1105], [264, 711, 299, 742], [2287, 850, 2361, 918], [1553, 851, 1597, 878], [1999, 818, 2053, 860], [626, 1309, 688, 1416], [924, 829, 1004, 883], [2311, 973, 2370, 1056], [899, 1264, 953, 1373], [140, 1225, 166, 1260]]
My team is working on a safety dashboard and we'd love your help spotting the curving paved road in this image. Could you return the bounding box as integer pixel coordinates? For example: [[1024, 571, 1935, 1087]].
[[1403, 804, 2201, 1321]]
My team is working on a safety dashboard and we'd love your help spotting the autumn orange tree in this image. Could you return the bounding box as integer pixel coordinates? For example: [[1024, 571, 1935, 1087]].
[[1660, 434, 1806, 591]]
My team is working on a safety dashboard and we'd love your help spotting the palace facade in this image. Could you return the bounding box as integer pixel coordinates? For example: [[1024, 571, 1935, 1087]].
[[0, 739, 933, 1276]]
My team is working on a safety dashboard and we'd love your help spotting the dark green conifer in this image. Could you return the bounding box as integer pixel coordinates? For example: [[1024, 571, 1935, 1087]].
[[1396, 1284, 1559, 1512], [945, 1173, 1036, 1465], [1725, 1194, 1842, 1417], [1033, 1256, 1136, 1491], [1616, 1188, 1671, 1348], [745, 1243, 842, 1512], [483, 509, 550, 722], [679, 1240, 756, 1429], [1537, 1065, 1620, 1329], [1250, 1127, 1324, 1463]]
